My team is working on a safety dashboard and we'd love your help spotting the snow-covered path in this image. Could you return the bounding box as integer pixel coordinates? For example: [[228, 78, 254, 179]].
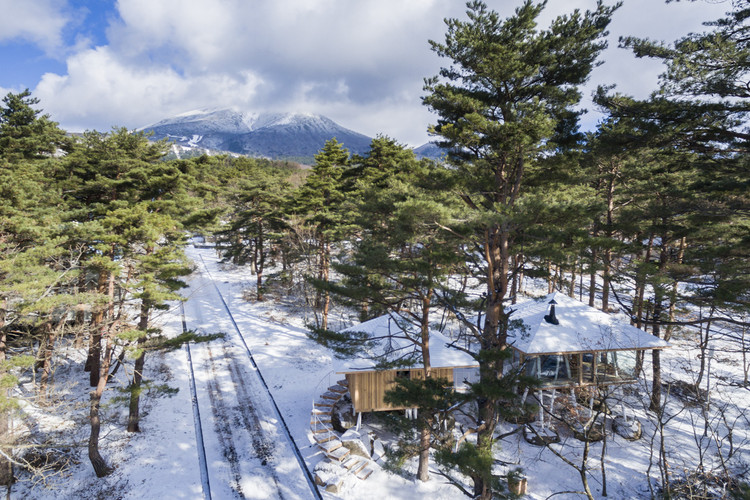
[[182, 248, 318, 499]]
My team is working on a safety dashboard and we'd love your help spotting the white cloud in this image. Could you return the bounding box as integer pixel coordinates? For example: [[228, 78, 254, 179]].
[[25, 0, 732, 145], [35, 46, 263, 131], [0, 0, 71, 54]]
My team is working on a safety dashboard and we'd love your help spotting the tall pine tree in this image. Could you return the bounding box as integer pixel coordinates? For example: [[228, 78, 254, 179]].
[[423, 2, 618, 496]]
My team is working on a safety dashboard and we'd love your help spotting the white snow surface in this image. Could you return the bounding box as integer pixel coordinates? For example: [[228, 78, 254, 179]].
[[144, 108, 340, 134], [339, 314, 477, 372], [13, 247, 750, 499]]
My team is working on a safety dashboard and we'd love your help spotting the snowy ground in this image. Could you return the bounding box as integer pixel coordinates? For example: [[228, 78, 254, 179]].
[[10, 246, 750, 499]]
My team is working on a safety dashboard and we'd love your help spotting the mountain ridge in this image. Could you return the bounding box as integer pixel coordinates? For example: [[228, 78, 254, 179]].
[[140, 108, 444, 162], [140, 108, 374, 161]]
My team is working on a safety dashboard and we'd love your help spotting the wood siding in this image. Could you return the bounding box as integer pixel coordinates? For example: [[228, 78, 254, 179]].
[[347, 368, 455, 413]]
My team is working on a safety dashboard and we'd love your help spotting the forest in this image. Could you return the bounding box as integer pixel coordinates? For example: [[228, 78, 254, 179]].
[[0, 1, 748, 498]]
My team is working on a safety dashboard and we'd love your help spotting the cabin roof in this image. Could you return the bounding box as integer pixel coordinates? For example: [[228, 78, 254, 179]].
[[507, 292, 670, 355], [337, 314, 478, 373]]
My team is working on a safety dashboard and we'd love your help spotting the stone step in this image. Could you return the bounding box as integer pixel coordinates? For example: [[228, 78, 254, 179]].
[[356, 466, 373, 480], [326, 446, 350, 462], [314, 432, 338, 444], [328, 384, 348, 394]]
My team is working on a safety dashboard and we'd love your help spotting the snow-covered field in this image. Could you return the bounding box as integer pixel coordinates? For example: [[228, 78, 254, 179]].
[[10, 246, 750, 499]]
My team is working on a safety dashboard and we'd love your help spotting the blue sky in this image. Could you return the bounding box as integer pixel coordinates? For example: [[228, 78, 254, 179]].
[[0, 0, 732, 146]]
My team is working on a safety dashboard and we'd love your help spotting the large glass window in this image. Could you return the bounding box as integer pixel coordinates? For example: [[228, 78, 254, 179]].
[[526, 355, 571, 382]]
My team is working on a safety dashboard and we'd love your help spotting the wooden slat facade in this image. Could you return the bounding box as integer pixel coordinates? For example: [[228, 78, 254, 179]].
[[346, 367, 455, 413]]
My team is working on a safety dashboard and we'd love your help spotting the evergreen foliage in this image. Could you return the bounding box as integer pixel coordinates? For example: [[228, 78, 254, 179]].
[[0, 3, 749, 492], [423, 2, 618, 496]]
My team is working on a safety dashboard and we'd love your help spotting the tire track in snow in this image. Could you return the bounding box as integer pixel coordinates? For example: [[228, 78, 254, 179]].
[[222, 342, 285, 497], [203, 342, 246, 499], [195, 252, 322, 500]]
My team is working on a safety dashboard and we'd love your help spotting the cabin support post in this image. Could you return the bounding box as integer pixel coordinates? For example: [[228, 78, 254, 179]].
[[592, 354, 598, 383], [550, 389, 557, 414], [538, 391, 545, 430], [356, 412, 362, 431], [577, 353, 583, 385]]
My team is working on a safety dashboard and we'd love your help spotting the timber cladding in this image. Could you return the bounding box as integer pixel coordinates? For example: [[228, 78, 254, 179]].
[[346, 367, 454, 413]]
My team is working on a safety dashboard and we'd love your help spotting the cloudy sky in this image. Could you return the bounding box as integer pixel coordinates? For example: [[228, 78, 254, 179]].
[[0, 0, 730, 146]]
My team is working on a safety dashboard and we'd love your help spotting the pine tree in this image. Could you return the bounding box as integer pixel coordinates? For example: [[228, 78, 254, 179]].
[[325, 139, 462, 481], [0, 91, 74, 485], [293, 138, 350, 329], [0, 89, 70, 162], [594, 1, 750, 412], [61, 127, 182, 476], [217, 163, 290, 301], [423, 2, 618, 496], [124, 205, 191, 432]]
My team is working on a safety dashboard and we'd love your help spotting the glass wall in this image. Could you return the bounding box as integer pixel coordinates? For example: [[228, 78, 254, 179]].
[[526, 350, 639, 386], [525, 354, 572, 384]]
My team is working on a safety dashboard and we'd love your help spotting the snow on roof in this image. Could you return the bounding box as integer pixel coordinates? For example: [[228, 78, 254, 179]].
[[507, 292, 670, 355], [338, 314, 478, 372]]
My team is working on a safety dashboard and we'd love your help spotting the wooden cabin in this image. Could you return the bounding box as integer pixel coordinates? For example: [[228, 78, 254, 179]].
[[337, 315, 479, 413], [505, 292, 670, 388]]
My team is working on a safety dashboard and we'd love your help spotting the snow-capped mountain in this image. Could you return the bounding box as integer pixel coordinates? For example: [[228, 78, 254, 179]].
[[413, 141, 447, 160], [140, 108, 373, 160]]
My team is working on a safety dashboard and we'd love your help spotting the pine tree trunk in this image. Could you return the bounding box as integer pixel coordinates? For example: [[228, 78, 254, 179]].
[[87, 270, 109, 386], [74, 275, 87, 349], [89, 334, 114, 477], [569, 257, 577, 298], [39, 323, 59, 400], [589, 248, 597, 308], [649, 237, 672, 413], [474, 226, 511, 500], [547, 260, 553, 293], [664, 237, 686, 343], [511, 254, 518, 304], [649, 301, 664, 413], [634, 232, 655, 330], [602, 248, 611, 313], [34, 333, 48, 372], [602, 172, 615, 313], [321, 240, 330, 330], [417, 289, 433, 482], [417, 426, 431, 482], [127, 302, 150, 433], [255, 233, 265, 301], [0, 311, 14, 486], [126, 347, 146, 433]]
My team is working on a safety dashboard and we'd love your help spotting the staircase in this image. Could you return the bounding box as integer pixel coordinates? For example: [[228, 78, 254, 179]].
[[310, 379, 374, 485]]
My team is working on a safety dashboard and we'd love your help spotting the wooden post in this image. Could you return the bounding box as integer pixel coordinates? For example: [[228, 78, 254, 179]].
[[592, 354, 598, 383], [538, 391, 545, 430], [578, 353, 584, 385]]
